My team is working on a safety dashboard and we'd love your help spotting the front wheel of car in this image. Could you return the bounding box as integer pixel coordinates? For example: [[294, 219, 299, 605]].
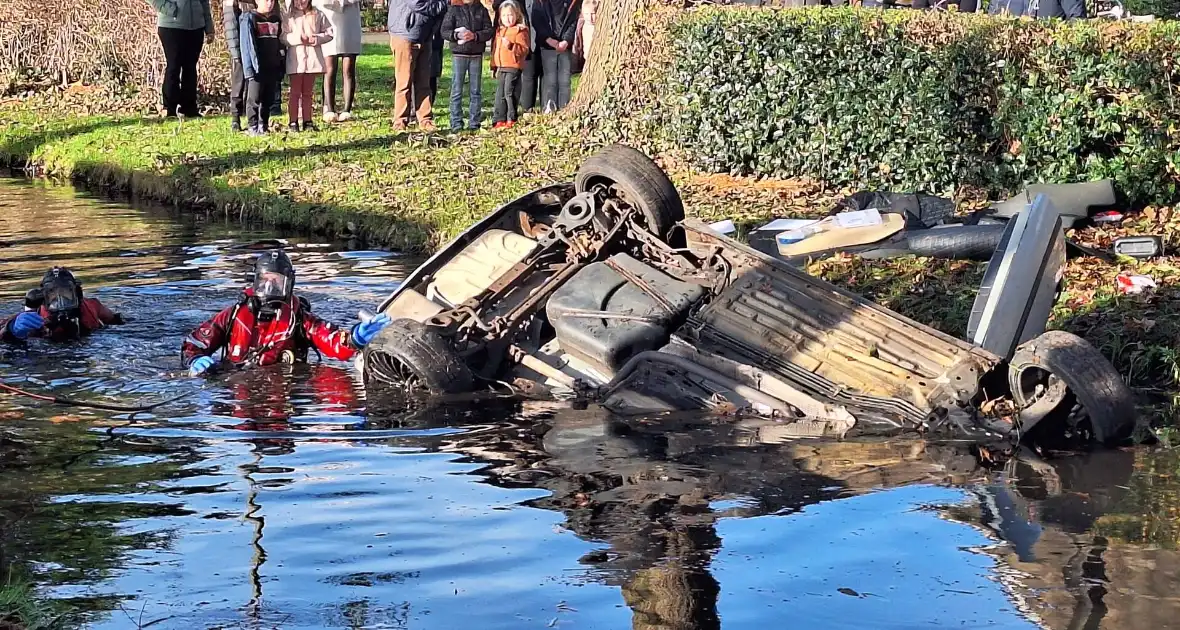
[[574, 144, 685, 240], [362, 318, 474, 394], [1008, 330, 1136, 446]]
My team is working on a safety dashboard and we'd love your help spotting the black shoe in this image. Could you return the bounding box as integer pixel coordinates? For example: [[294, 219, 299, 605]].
[[301, 121, 318, 132], [231, 118, 242, 133], [288, 122, 301, 133]]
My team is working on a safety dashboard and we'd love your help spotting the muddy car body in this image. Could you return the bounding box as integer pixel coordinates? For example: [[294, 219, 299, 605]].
[[361, 146, 1135, 446]]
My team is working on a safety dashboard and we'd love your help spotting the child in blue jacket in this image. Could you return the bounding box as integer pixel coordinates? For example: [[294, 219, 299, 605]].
[[240, 0, 285, 135]]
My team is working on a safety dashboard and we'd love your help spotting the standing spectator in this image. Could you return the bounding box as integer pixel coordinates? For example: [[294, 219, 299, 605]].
[[388, 0, 450, 131], [410, 25, 443, 106], [430, 23, 445, 102], [442, 0, 494, 131], [150, 0, 214, 117], [490, 0, 528, 128], [223, 0, 257, 131], [240, 0, 285, 135], [315, 0, 362, 122], [283, 0, 334, 131], [988, 0, 1083, 18], [530, 0, 580, 113], [494, 0, 540, 112], [572, 0, 594, 67]]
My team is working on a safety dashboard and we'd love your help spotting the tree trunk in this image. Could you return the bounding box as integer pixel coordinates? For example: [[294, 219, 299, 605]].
[[569, 0, 673, 114]]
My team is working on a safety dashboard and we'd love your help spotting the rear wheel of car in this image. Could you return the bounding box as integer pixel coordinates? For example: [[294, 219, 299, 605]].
[[362, 318, 474, 394], [574, 144, 685, 240], [1008, 330, 1136, 445]]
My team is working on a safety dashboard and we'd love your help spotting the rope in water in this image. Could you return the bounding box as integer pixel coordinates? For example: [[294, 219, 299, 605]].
[[0, 381, 187, 413]]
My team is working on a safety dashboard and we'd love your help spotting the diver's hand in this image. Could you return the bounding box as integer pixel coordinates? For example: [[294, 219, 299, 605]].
[[352, 314, 392, 347], [189, 356, 217, 377], [10, 312, 44, 339]]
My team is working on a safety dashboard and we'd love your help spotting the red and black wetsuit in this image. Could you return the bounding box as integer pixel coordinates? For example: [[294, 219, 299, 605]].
[[0, 298, 123, 343], [181, 288, 357, 368]]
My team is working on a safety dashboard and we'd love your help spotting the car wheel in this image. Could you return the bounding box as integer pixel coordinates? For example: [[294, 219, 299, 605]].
[[362, 318, 474, 394], [574, 144, 685, 240], [1008, 330, 1135, 445]]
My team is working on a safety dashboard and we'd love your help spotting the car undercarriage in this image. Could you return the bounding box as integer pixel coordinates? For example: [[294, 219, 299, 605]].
[[360, 145, 1137, 448]]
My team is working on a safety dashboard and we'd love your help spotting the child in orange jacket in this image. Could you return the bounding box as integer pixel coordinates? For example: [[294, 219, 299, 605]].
[[490, 0, 530, 128]]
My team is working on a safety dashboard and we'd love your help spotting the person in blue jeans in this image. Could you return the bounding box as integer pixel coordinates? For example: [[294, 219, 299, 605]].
[[442, 0, 494, 130]]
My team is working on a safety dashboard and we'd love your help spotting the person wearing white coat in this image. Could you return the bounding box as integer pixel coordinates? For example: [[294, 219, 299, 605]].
[[314, 0, 363, 122]]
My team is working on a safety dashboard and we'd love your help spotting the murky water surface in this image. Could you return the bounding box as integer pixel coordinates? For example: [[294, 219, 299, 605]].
[[3, 179, 1180, 630]]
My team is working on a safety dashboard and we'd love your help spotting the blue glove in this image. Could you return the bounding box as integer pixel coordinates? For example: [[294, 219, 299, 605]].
[[9, 311, 44, 339], [189, 356, 218, 377], [352, 314, 392, 348]]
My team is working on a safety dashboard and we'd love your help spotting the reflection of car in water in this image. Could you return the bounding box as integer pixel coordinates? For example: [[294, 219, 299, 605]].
[[360, 144, 1134, 448], [957, 450, 1149, 630], [430, 405, 1145, 630]]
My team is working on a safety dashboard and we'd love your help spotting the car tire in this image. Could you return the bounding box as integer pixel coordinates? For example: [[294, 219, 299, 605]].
[[1008, 330, 1136, 445], [362, 318, 474, 394], [575, 144, 685, 239]]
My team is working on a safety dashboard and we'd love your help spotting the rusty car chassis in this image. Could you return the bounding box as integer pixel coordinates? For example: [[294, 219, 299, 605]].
[[360, 145, 1136, 447]]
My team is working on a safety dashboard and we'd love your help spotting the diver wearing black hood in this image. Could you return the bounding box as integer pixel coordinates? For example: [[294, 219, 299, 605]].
[[1, 267, 125, 343]]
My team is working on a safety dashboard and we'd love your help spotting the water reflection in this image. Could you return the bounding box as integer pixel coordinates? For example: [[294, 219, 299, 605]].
[[3, 178, 1180, 629]]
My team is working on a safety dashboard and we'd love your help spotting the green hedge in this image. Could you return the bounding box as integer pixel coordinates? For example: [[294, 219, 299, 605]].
[[665, 9, 1180, 204]]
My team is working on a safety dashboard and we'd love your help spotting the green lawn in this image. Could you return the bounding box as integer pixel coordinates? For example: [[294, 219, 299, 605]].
[[0, 43, 599, 251]]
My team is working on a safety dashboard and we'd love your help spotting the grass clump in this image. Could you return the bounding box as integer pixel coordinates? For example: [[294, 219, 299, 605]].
[[0, 577, 64, 630]]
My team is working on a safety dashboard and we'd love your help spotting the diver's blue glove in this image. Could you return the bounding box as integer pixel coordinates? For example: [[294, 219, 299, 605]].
[[352, 314, 392, 348], [189, 356, 217, 377], [9, 312, 44, 339]]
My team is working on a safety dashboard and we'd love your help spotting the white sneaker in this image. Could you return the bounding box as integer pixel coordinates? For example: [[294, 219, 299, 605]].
[[337, 111, 353, 122], [323, 111, 338, 123]]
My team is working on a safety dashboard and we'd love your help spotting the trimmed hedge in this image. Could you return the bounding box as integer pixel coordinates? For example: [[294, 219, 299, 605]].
[[665, 8, 1180, 204]]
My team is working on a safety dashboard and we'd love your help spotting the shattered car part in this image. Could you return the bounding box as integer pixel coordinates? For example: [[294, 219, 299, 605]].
[[360, 145, 1136, 447]]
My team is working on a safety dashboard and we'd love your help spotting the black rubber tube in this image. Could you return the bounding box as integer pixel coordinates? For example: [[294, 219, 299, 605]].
[[899, 224, 1007, 260]]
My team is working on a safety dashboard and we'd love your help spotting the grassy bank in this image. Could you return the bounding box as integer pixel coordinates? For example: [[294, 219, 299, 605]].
[[3, 40, 1180, 423], [0, 44, 810, 251]]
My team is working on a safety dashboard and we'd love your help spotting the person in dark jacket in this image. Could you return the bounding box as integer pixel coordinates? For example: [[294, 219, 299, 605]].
[[223, 0, 257, 131], [530, 0, 580, 113], [388, 0, 450, 131], [442, 0, 494, 130], [1, 267, 125, 344], [240, 0, 285, 135], [149, 0, 215, 117], [988, 0, 1084, 18]]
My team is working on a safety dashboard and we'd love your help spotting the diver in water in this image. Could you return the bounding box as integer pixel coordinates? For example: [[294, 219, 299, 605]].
[[181, 249, 392, 376], [1, 267, 126, 343]]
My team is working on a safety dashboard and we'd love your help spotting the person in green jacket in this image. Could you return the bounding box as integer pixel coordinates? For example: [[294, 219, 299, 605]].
[[149, 0, 215, 117]]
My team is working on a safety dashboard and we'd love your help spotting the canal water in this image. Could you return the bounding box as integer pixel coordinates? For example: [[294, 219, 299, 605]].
[[2, 178, 1180, 630]]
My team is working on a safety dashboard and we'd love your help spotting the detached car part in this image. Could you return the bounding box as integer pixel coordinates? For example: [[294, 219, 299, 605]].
[[989, 180, 1116, 228], [360, 145, 1136, 447], [968, 194, 1066, 359], [1113, 235, 1163, 259]]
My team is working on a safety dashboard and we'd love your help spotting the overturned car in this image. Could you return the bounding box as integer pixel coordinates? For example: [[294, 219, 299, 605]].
[[359, 145, 1136, 446]]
